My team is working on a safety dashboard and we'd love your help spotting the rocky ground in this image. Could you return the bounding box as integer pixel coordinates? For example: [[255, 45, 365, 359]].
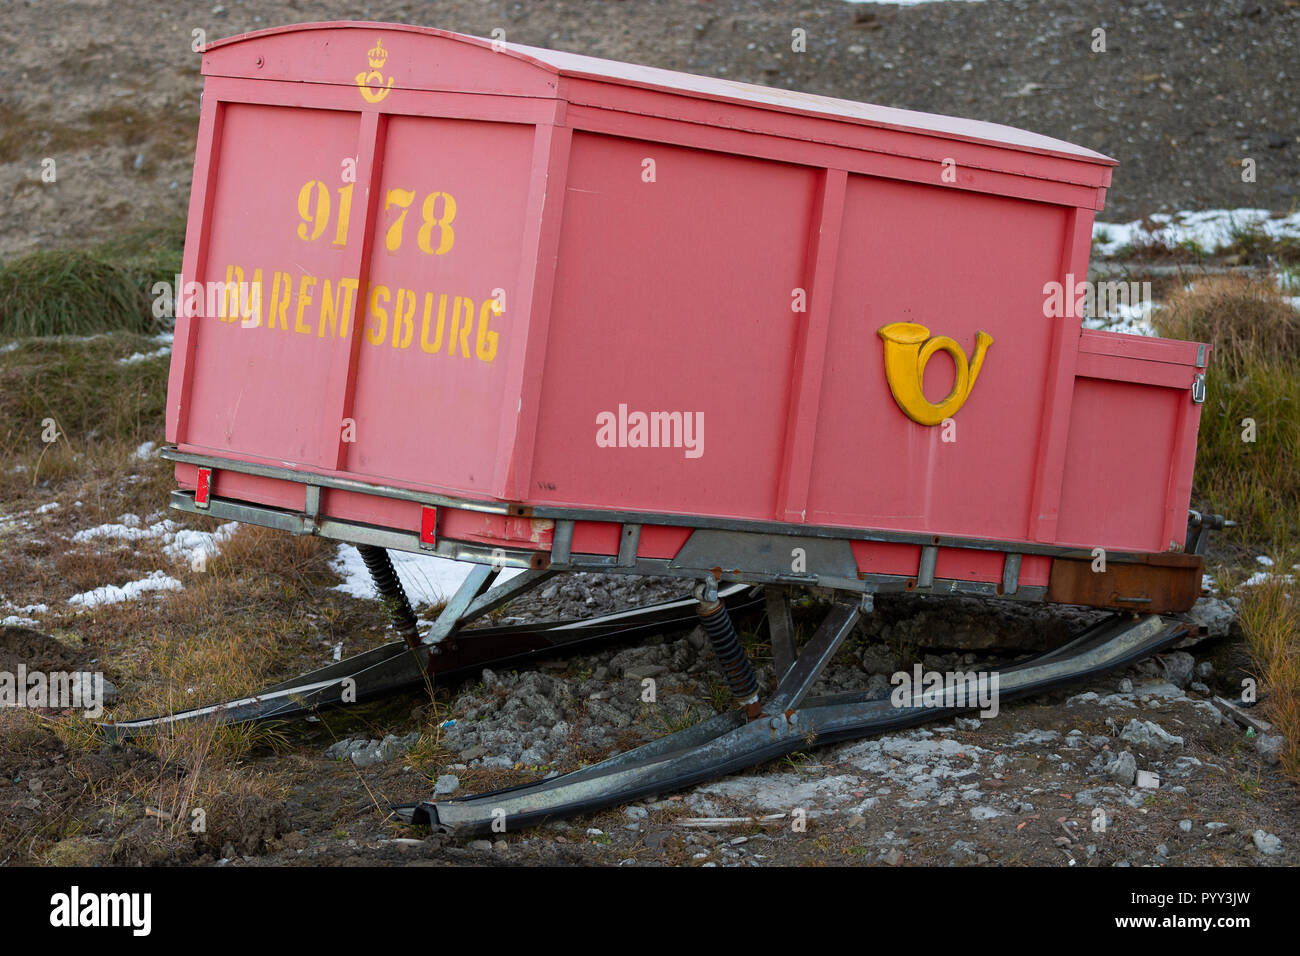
[[7, 562, 1291, 868], [244, 582, 1295, 867], [2, 0, 1299, 259]]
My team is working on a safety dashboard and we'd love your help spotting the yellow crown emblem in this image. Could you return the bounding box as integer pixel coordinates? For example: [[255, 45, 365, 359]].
[[367, 38, 388, 69]]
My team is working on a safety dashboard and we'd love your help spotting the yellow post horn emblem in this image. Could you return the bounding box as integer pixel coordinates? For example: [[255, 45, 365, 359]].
[[355, 37, 395, 104], [878, 322, 994, 426]]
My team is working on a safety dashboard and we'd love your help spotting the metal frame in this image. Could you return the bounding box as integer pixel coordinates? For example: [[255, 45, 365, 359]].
[[159, 446, 1209, 610], [160, 446, 1177, 563]]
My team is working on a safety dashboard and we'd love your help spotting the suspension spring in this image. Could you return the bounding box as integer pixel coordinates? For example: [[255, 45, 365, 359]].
[[357, 545, 422, 648], [696, 595, 761, 717]]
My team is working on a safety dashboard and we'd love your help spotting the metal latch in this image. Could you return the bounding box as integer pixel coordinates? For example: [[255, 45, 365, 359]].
[[1191, 373, 1206, 404]]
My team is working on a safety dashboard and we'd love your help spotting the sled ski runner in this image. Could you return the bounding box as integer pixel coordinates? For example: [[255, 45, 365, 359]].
[[396, 600, 1188, 836], [100, 566, 759, 739]]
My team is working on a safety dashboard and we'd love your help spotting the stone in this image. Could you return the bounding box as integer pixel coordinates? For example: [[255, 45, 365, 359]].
[[1187, 597, 1236, 638], [1120, 718, 1184, 750], [325, 738, 354, 759], [349, 741, 383, 767], [433, 774, 459, 796], [1252, 830, 1283, 855], [954, 717, 981, 731], [860, 645, 901, 674], [1159, 651, 1195, 689], [623, 663, 668, 680], [1136, 769, 1160, 789], [1179, 819, 1192, 832], [1106, 750, 1138, 786], [1255, 734, 1284, 765]]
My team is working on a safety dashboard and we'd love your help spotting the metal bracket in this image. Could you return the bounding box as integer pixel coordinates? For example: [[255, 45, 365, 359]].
[[761, 600, 861, 720], [766, 586, 796, 681], [422, 564, 498, 647], [550, 520, 574, 566], [1191, 372, 1206, 404], [617, 523, 641, 568], [917, 545, 938, 589], [1001, 553, 1022, 596], [297, 484, 322, 536], [693, 577, 719, 604]]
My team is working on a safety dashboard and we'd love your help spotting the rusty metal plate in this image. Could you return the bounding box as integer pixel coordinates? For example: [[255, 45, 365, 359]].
[[1047, 553, 1203, 613]]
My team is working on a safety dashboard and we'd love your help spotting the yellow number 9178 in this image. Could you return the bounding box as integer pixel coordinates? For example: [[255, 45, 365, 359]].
[[295, 180, 457, 255]]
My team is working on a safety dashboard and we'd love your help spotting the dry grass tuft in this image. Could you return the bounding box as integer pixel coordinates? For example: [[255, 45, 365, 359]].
[[1155, 277, 1300, 549], [1236, 563, 1300, 783]]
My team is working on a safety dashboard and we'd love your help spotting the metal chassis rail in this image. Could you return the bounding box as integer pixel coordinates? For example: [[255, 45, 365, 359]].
[[160, 446, 1205, 613]]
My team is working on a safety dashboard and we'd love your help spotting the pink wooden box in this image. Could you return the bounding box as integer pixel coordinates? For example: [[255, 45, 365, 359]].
[[165, 22, 1207, 611]]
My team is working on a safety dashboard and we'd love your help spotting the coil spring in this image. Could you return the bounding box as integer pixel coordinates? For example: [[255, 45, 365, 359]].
[[357, 545, 421, 646], [697, 599, 759, 704]]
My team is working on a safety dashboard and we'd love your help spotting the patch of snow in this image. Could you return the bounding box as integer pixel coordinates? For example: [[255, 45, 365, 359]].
[[118, 345, 171, 365], [70, 516, 240, 573], [1093, 208, 1300, 258], [163, 522, 239, 566], [1241, 570, 1295, 587], [68, 570, 183, 607], [2, 601, 49, 615], [1, 616, 40, 627], [133, 441, 157, 461], [35, 502, 60, 515], [72, 517, 176, 544], [1081, 297, 1160, 337], [331, 545, 523, 608]]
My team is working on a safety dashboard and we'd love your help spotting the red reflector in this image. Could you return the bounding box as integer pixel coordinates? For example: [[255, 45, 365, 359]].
[[195, 467, 212, 508], [419, 506, 438, 548]]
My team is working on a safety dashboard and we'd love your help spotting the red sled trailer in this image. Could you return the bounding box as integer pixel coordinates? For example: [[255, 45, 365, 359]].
[[126, 22, 1222, 833]]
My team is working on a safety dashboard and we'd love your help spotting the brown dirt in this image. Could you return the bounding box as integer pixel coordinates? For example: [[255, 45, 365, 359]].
[[3, 0, 1299, 261]]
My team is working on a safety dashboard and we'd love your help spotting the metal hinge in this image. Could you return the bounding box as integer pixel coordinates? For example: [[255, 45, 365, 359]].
[[1191, 373, 1206, 404]]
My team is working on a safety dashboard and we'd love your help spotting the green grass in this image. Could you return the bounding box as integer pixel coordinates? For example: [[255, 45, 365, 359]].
[[1224, 221, 1300, 266], [0, 220, 184, 338], [0, 333, 169, 462]]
